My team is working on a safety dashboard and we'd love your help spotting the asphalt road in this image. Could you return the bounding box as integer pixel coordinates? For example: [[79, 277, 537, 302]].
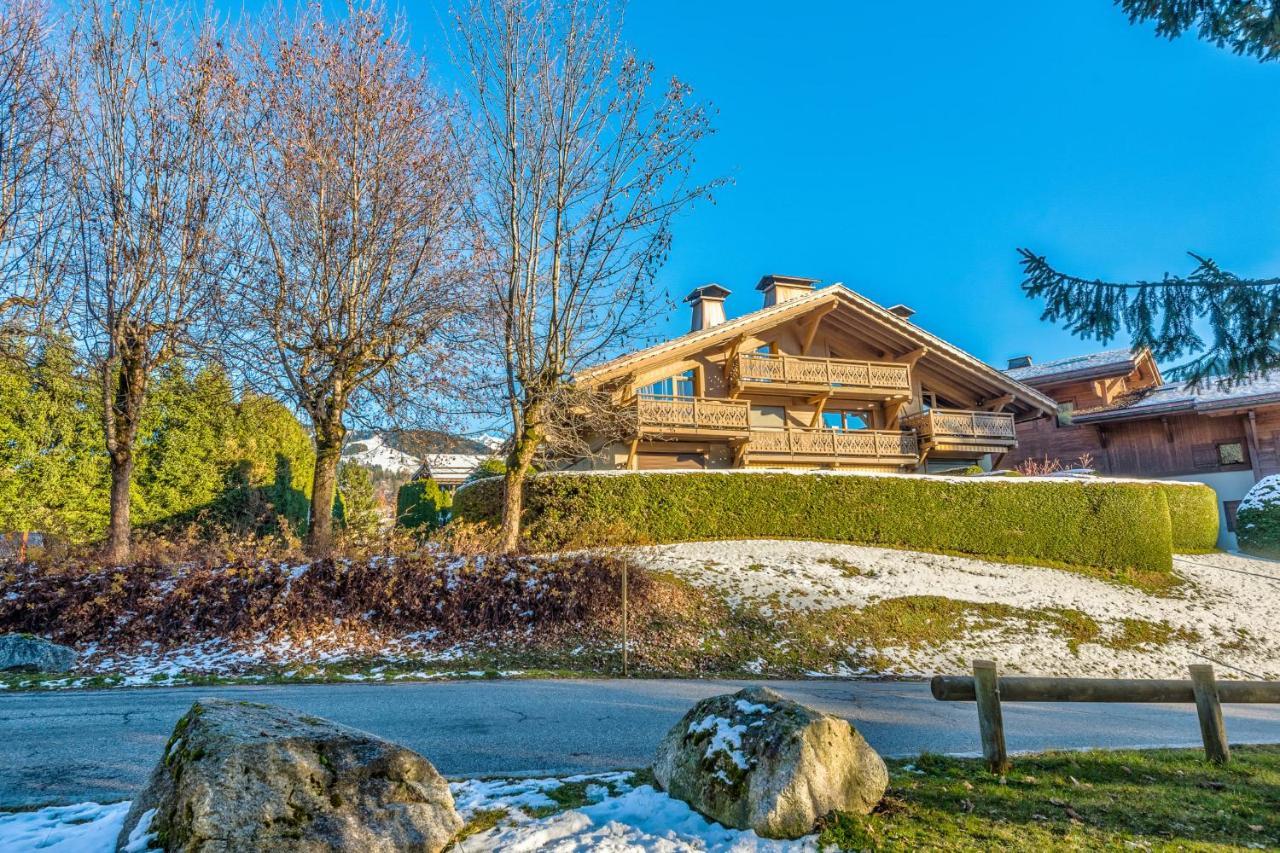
[[2, 678, 1279, 807]]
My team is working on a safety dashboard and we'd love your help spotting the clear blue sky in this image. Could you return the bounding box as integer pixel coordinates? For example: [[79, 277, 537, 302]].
[[411, 0, 1280, 371]]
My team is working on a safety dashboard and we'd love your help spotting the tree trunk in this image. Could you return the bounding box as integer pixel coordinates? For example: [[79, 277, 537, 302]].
[[103, 343, 147, 564], [499, 404, 543, 553], [105, 448, 134, 563], [307, 418, 346, 557]]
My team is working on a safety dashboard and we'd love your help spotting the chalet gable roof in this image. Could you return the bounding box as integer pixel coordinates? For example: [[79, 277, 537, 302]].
[[576, 283, 1058, 417], [1003, 347, 1159, 387], [1074, 372, 1280, 423]]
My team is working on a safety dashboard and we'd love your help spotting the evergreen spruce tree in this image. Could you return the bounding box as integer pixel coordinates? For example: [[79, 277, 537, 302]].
[[336, 463, 381, 542], [1023, 2, 1280, 384]]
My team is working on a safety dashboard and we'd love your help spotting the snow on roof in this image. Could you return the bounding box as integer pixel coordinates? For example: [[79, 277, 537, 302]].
[[420, 453, 491, 484], [1002, 348, 1137, 382], [1075, 371, 1280, 422]]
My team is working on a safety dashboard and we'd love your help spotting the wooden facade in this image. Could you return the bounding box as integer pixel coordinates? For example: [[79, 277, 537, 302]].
[[999, 348, 1280, 546], [574, 276, 1057, 472]]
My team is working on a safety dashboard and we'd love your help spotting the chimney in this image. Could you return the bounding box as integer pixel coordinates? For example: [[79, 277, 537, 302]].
[[684, 284, 731, 331], [1007, 355, 1033, 370], [888, 304, 916, 321], [757, 274, 818, 307]]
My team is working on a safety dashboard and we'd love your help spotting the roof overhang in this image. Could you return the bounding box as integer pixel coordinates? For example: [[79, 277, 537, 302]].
[[576, 284, 1059, 418]]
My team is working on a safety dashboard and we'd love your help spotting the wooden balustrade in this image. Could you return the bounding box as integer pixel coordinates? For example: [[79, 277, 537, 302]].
[[902, 408, 1016, 442], [747, 427, 918, 462], [634, 395, 751, 434], [732, 352, 911, 397]]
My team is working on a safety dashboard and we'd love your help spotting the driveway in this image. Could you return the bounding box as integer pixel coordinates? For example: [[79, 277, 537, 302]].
[[2, 678, 1278, 807]]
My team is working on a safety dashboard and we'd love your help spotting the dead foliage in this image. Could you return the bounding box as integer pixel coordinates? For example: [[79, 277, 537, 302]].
[[0, 550, 656, 655]]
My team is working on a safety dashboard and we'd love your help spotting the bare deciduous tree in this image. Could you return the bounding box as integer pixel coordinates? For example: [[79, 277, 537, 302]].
[[230, 1, 474, 557], [453, 0, 721, 552], [0, 0, 62, 342], [61, 0, 237, 561]]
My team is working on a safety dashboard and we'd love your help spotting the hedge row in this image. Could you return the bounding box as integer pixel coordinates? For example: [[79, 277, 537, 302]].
[[454, 472, 1196, 574], [1155, 482, 1220, 553]]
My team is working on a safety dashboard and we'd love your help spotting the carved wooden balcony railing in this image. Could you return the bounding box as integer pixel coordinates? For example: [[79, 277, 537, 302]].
[[747, 427, 919, 463], [635, 395, 751, 436], [901, 408, 1017, 448], [730, 352, 912, 399]]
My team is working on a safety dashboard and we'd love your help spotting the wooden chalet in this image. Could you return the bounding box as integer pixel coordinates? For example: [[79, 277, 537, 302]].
[[573, 275, 1057, 472], [1000, 347, 1280, 546]]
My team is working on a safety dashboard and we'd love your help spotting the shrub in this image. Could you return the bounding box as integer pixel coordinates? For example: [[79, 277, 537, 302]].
[[466, 457, 507, 483], [1237, 475, 1280, 558], [396, 478, 452, 530], [335, 463, 380, 540], [455, 471, 1176, 575], [0, 552, 650, 652], [1153, 481, 1219, 552]]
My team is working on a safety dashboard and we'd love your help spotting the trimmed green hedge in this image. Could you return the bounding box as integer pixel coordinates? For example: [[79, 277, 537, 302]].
[[455, 471, 1184, 574], [1155, 482, 1220, 553]]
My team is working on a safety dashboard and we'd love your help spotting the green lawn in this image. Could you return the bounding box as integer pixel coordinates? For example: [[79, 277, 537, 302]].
[[821, 747, 1280, 851]]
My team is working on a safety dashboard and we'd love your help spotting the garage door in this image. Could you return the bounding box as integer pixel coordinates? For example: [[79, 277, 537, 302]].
[[638, 451, 707, 470]]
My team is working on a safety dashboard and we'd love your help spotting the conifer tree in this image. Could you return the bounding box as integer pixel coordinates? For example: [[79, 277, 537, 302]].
[[1022, 2, 1280, 384]]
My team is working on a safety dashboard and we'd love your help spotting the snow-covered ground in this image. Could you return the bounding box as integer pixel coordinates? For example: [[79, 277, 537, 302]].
[[635, 541, 1280, 680], [0, 773, 813, 852]]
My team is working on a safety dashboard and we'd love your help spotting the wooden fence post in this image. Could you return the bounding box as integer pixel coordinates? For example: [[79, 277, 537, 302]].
[[973, 659, 1009, 773], [1189, 664, 1230, 764]]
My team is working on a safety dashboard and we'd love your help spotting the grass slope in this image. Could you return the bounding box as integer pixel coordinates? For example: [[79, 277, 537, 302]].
[[824, 747, 1280, 851]]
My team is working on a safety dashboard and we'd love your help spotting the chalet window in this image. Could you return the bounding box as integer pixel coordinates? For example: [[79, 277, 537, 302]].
[[1056, 400, 1076, 427], [1217, 441, 1245, 467], [822, 410, 871, 431], [1224, 500, 1241, 533], [639, 369, 696, 399]]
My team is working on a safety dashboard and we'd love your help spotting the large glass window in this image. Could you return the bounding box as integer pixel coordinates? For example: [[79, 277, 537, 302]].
[[822, 410, 871, 431], [639, 369, 696, 398]]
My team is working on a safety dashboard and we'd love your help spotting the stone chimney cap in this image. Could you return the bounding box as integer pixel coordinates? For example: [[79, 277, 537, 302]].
[[887, 304, 916, 320], [1007, 355, 1033, 369], [683, 283, 732, 303], [755, 274, 819, 292]]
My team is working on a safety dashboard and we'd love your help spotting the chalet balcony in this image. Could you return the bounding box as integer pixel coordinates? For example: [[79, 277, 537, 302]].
[[730, 352, 912, 400], [746, 427, 919, 465], [901, 408, 1017, 453], [634, 395, 751, 439]]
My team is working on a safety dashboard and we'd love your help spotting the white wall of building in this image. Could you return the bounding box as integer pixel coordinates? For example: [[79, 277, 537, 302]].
[[1156, 469, 1256, 550]]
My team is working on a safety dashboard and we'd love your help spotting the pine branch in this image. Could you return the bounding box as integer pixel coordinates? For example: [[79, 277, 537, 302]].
[[1116, 0, 1280, 62], [1018, 248, 1280, 386]]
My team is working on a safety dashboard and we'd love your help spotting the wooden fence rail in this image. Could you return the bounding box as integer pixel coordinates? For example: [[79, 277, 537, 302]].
[[932, 660, 1280, 772]]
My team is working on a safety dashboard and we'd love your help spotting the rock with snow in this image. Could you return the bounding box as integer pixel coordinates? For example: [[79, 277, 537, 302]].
[[118, 699, 461, 852], [0, 633, 75, 672], [653, 686, 887, 839]]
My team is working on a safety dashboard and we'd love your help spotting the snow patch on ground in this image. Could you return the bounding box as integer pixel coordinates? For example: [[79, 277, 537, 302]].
[[453, 772, 815, 852], [1, 773, 812, 852], [0, 801, 132, 852], [635, 540, 1280, 680]]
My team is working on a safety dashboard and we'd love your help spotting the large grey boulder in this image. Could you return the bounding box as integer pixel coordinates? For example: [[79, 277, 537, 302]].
[[117, 699, 461, 852], [653, 686, 887, 839], [0, 633, 75, 673]]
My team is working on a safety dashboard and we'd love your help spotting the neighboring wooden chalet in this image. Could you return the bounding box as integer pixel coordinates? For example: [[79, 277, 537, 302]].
[[1000, 347, 1280, 546], [573, 275, 1057, 472], [410, 454, 491, 489]]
